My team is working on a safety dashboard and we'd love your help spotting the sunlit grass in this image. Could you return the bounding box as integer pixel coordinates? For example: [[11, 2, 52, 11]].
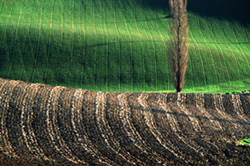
[[0, 0, 249, 93], [238, 139, 250, 146]]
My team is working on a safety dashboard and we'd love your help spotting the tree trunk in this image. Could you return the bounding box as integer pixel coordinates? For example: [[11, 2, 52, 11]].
[[168, 0, 189, 93]]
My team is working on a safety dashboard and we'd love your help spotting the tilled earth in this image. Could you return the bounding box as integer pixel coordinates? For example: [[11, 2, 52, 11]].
[[0, 78, 250, 165]]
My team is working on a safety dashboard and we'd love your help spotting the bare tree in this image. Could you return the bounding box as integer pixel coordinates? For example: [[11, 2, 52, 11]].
[[168, 0, 189, 92]]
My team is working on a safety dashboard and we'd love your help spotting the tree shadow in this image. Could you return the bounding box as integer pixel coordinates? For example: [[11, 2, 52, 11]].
[[85, 40, 250, 49], [163, 110, 250, 126], [105, 15, 172, 24], [134, 0, 169, 10], [131, 104, 250, 126], [135, 0, 250, 26], [189, 41, 250, 45], [84, 40, 164, 48], [187, 0, 250, 26]]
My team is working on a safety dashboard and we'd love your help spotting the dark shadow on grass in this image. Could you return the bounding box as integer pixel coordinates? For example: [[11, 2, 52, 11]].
[[189, 41, 250, 45], [135, 0, 250, 26], [85, 40, 250, 48], [0, 16, 172, 25], [85, 40, 164, 48], [104, 15, 172, 24]]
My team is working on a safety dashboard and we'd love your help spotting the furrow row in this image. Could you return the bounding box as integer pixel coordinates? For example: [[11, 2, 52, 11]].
[[0, 79, 250, 165]]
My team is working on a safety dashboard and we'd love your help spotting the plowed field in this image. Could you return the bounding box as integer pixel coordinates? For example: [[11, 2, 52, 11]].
[[1, 78, 250, 165]]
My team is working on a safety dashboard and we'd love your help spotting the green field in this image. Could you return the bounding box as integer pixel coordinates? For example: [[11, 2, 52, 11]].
[[0, 0, 250, 93], [238, 139, 250, 146]]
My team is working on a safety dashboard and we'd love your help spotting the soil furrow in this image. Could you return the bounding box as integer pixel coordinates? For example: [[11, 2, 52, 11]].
[[0, 78, 250, 165]]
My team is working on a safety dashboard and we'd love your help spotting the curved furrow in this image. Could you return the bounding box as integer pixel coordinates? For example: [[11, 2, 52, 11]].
[[128, 93, 184, 165], [0, 79, 9, 153], [195, 93, 223, 130], [56, 87, 89, 165], [177, 93, 202, 132], [0, 80, 20, 158], [212, 94, 242, 132], [165, 93, 197, 135], [222, 94, 250, 137], [0, 79, 250, 165], [20, 83, 50, 161], [157, 93, 203, 156], [116, 93, 148, 154], [179, 93, 212, 133], [184, 94, 222, 162], [158, 94, 180, 133], [230, 94, 249, 122], [150, 93, 215, 164], [71, 89, 97, 163], [17, 84, 49, 160], [46, 86, 85, 164], [239, 94, 250, 117], [137, 93, 185, 161], [8, 82, 37, 158], [95, 92, 136, 165], [134, 94, 178, 164], [82, 90, 115, 166], [71, 89, 112, 166], [105, 92, 144, 165], [166, 93, 222, 160], [31, 83, 58, 161], [158, 94, 179, 132]]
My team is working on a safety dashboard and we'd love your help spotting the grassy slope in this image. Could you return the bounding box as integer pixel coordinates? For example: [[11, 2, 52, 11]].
[[0, 0, 249, 93]]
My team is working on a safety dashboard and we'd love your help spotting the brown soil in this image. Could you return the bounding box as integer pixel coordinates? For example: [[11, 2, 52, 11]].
[[0, 78, 250, 165]]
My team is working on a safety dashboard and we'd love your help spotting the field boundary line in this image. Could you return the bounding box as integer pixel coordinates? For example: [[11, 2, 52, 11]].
[[91, 0, 98, 91], [195, 15, 219, 87], [19, 0, 34, 81], [227, 21, 250, 75], [102, 0, 109, 92], [189, 17, 208, 88], [44, 0, 54, 84], [82, 0, 86, 89], [117, 0, 133, 91], [31, 0, 43, 83], [206, 17, 231, 85], [7, 0, 22, 78], [220, 20, 242, 80], [69, 0, 75, 86], [133, 5, 145, 92], [154, 11, 174, 91], [189, 30, 207, 88], [0, 0, 13, 75], [144, 10, 157, 91], [113, 0, 121, 92]]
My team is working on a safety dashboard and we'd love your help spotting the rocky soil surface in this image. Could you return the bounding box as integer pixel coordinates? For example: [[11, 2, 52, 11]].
[[0, 78, 250, 165]]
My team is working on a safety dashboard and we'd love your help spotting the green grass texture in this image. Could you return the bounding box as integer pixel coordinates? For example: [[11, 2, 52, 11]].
[[238, 139, 250, 146], [0, 0, 250, 93]]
